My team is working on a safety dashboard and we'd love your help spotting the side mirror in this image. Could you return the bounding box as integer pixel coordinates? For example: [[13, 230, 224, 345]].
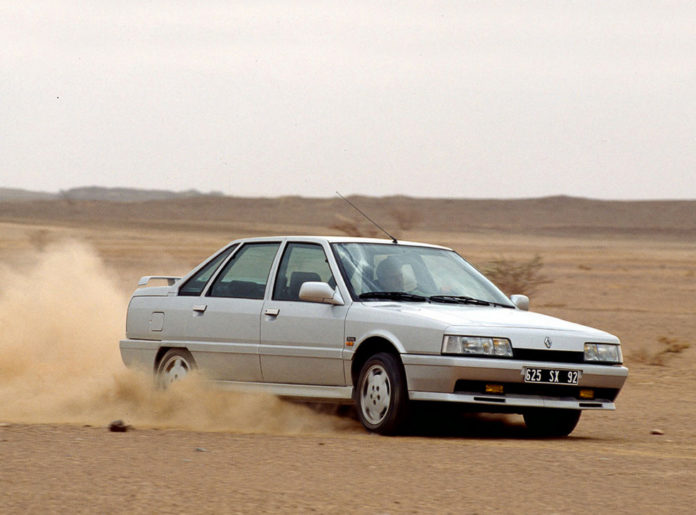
[[299, 282, 344, 305], [510, 294, 529, 311]]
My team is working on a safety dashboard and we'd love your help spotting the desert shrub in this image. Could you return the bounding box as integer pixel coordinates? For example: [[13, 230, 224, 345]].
[[630, 337, 691, 366], [329, 215, 378, 238], [29, 229, 51, 250], [481, 255, 551, 296], [390, 207, 421, 231]]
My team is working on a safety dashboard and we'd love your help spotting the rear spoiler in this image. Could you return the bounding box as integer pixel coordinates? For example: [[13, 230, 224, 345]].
[[137, 276, 181, 287]]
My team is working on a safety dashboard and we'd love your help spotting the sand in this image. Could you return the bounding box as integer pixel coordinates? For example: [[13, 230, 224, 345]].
[[0, 196, 694, 513]]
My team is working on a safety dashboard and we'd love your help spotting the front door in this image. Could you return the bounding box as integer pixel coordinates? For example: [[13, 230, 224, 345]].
[[260, 242, 348, 385]]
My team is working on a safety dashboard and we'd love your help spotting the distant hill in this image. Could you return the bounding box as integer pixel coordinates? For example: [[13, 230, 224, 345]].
[[1, 190, 694, 240], [58, 186, 223, 202], [0, 186, 223, 202], [0, 188, 56, 202]]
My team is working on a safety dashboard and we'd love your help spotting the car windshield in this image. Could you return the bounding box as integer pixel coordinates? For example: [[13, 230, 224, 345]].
[[332, 242, 513, 307]]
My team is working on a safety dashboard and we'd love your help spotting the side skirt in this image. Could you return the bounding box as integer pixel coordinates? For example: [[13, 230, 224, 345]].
[[211, 380, 354, 404]]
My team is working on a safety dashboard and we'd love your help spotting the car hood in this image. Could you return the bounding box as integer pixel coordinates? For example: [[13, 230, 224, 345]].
[[364, 301, 618, 345]]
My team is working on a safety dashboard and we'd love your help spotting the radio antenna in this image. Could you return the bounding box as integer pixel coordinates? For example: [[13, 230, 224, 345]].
[[336, 191, 398, 244]]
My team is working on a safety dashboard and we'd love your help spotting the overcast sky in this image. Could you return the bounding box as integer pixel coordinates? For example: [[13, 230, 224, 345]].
[[2, 1, 695, 199]]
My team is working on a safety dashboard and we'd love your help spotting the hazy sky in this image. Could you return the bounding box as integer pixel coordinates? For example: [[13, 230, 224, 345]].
[[2, 1, 695, 199]]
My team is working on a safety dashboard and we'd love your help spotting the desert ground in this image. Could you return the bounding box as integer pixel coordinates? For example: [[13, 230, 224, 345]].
[[0, 195, 695, 513]]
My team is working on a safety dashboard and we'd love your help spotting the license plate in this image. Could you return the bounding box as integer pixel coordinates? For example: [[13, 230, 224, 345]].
[[523, 368, 580, 385]]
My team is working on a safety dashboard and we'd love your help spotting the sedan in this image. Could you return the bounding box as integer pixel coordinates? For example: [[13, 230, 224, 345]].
[[120, 236, 628, 436]]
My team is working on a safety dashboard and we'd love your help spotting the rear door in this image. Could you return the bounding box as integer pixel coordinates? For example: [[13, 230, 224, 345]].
[[136, 244, 238, 344], [185, 242, 280, 382], [260, 242, 348, 385]]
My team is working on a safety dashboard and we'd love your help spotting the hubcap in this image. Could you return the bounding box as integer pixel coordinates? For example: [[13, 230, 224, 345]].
[[360, 364, 391, 425], [162, 356, 189, 385]]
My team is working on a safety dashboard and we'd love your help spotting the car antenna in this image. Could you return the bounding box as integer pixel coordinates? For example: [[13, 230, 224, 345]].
[[336, 191, 398, 244]]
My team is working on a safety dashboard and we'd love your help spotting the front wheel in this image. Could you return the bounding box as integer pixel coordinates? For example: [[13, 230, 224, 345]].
[[523, 409, 581, 437], [156, 349, 196, 389], [355, 352, 409, 435]]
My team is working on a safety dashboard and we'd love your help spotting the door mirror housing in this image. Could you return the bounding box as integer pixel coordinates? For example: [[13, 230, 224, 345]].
[[510, 294, 529, 311], [299, 282, 344, 305]]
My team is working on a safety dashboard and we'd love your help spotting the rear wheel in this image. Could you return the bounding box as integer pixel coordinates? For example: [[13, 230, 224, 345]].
[[156, 349, 195, 389], [523, 409, 581, 437], [355, 352, 409, 435]]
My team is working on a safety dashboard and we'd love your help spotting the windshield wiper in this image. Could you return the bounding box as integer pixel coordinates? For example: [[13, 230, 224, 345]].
[[359, 291, 427, 302], [428, 295, 514, 308], [429, 295, 488, 305]]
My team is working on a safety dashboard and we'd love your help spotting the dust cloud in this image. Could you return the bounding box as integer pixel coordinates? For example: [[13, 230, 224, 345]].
[[0, 241, 358, 434]]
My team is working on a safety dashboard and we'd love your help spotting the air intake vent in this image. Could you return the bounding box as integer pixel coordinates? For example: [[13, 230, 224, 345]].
[[455, 380, 620, 402], [513, 349, 584, 364]]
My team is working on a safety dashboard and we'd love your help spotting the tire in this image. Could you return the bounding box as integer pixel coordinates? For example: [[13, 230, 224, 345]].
[[156, 349, 196, 389], [355, 352, 409, 435], [523, 409, 581, 437]]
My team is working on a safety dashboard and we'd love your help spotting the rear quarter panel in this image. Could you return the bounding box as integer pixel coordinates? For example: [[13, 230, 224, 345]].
[[125, 293, 189, 342]]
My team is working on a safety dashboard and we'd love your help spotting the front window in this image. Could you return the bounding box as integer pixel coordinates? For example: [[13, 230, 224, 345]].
[[273, 243, 336, 301], [332, 243, 512, 306]]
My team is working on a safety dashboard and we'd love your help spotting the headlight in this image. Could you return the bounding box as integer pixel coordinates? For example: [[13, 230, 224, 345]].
[[442, 335, 513, 357], [584, 343, 622, 363]]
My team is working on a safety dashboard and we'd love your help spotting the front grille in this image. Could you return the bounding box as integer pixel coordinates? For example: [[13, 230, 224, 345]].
[[513, 349, 585, 364], [454, 380, 620, 402]]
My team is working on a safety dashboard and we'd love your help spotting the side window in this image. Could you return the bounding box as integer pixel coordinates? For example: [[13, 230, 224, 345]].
[[273, 243, 336, 301], [179, 244, 238, 296], [208, 243, 280, 299]]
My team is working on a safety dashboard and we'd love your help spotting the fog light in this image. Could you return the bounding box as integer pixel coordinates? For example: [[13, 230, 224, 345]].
[[485, 384, 504, 394], [579, 389, 595, 399]]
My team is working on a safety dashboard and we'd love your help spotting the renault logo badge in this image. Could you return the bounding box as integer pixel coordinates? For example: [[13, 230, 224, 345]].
[[544, 337, 553, 349]]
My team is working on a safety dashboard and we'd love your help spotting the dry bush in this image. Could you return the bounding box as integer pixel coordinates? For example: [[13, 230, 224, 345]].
[[58, 190, 76, 206], [329, 215, 378, 238], [481, 255, 551, 296], [630, 336, 691, 366], [390, 207, 422, 231], [29, 229, 51, 250]]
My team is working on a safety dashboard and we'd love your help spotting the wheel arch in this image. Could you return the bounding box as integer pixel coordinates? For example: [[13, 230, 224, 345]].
[[154, 346, 171, 372], [154, 345, 193, 372], [350, 336, 404, 388]]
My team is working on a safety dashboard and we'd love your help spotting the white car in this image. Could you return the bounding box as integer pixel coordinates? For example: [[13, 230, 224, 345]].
[[120, 236, 628, 436]]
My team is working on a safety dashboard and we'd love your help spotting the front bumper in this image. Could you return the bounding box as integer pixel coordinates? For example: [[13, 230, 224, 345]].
[[402, 354, 628, 411]]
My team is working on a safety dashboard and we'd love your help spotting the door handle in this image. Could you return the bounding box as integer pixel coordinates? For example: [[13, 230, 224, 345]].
[[264, 308, 280, 317], [193, 304, 207, 313]]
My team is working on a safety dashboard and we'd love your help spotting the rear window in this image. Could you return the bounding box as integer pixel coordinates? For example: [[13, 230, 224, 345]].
[[178, 244, 238, 296]]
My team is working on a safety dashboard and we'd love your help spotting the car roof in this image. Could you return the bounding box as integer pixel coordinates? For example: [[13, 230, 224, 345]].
[[226, 235, 451, 250]]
